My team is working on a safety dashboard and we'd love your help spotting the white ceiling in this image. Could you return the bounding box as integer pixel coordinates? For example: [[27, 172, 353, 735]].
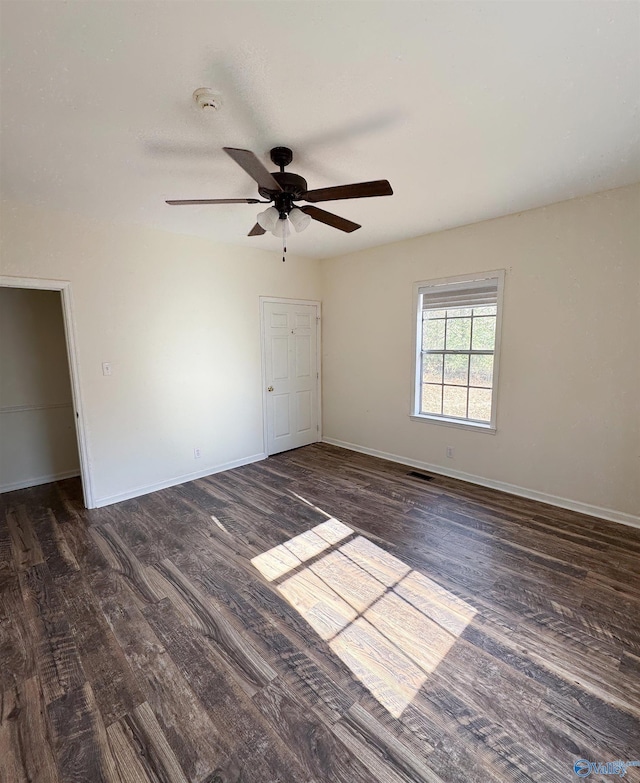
[[1, 1, 639, 259]]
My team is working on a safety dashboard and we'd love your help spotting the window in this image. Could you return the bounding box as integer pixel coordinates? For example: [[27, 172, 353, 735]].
[[412, 270, 504, 431]]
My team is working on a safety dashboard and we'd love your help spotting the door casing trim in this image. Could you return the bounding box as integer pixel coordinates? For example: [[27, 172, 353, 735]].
[[0, 275, 95, 508]]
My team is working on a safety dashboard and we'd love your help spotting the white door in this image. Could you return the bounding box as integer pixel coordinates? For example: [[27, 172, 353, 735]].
[[262, 300, 319, 455]]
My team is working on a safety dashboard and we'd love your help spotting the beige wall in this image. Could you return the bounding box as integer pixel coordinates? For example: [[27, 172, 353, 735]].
[[0, 287, 80, 491], [320, 185, 640, 522], [2, 186, 638, 521], [0, 201, 322, 505]]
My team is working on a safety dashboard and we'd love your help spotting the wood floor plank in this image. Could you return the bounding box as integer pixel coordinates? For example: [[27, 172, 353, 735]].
[[115, 702, 189, 783], [88, 524, 165, 605], [106, 719, 161, 783], [426, 732, 536, 783], [93, 574, 227, 782], [0, 575, 36, 690], [31, 507, 81, 581], [331, 703, 438, 783], [460, 622, 640, 740], [0, 504, 17, 590], [141, 598, 313, 782], [0, 676, 61, 783], [20, 562, 85, 704], [7, 506, 44, 570], [55, 513, 110, 577], [48, 681, 123, 783], [252, 678, 374, 783], [153, 558, 277, 694], [58, 571, 145, 725], [413, 662, 568, 781], [103, 502, 191, 566], [0, 686, 30, 783], [340, 702, 451, 783], [50, 508, 82, 572]]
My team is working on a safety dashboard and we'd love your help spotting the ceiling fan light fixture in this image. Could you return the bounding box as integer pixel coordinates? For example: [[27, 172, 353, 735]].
[[271, 216, 290, 239], [257, 206, 279, 231], [288, 207, 311, 233]]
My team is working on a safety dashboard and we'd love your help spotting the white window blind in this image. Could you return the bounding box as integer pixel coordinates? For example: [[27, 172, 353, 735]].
[[420, 276, 499, 310]]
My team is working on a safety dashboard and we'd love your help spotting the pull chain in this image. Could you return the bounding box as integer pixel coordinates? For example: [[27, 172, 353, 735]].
[[282, 217, 289, 262]]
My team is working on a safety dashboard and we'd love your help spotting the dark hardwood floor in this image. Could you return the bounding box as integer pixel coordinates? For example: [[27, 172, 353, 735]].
[[1, 443, 639, 783]]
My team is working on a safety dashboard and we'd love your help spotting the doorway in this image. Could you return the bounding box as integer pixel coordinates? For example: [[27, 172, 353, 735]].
[[261, 297, 321, 455], [0, 277, 93, 507]]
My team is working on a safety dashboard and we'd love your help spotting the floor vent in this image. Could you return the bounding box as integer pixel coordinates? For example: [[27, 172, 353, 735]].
[[407, 470, 435, 482]]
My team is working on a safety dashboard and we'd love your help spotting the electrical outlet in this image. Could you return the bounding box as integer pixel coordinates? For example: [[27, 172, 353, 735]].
[[102, 362, 112, 376], [446, 446, 454, 459], [194, 447, 201, 459]]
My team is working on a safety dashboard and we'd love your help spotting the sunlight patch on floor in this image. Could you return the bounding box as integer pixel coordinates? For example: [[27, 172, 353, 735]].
[[251, 500, 476, 718], [251, 517, 353, 581]]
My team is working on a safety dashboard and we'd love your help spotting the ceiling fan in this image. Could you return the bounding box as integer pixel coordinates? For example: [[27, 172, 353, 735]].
[[166, 146, 393, 259]]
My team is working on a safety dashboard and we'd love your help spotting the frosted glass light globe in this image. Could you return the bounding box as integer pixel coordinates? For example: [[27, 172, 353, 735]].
[[289, 207, 311, 232], [257, 206, 279, 231]]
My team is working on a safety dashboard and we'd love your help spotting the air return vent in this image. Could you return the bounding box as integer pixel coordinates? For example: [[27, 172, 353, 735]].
[[407, 471, 435, 482]]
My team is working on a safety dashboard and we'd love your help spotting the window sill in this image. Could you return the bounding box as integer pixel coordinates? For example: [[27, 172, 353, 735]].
[[410, 413, 496, 434]]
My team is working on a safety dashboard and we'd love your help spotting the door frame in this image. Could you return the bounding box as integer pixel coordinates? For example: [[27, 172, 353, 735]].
[[259, 296, 322, 456], [0, 275, 95, 508]]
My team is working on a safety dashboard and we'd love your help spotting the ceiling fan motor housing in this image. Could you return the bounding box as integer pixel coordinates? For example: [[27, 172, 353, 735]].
[[259, 171, 308, 217], [258, 146, 307, 215]]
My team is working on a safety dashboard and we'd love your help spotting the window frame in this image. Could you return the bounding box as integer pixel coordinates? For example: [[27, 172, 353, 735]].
[[411, 270, 505, 433]]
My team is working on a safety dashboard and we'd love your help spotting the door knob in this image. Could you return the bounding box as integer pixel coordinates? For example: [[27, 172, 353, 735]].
[[267, 386, 274, 392]]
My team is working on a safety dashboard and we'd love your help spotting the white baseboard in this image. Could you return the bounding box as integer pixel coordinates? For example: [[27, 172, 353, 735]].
[[93, 453, 267, 508], [0, 469, 81, 494], [322, 437, 640, 530]]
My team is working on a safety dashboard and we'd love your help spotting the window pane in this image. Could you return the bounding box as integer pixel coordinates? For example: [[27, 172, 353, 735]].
[[468, 387, 492, 422], [423, 308, 447, 319], [422, 318, 445, 350], [422, 354, 443, 384], [445, 317, 471, 350], [471, 316, 496, 350], [443, 354, 469, 386], [443, 385, 468, 418], [469, 354, 493, 388], [472, 305, 497, 316], [446, 307, 472, 318], [421, 384, 442, 415]]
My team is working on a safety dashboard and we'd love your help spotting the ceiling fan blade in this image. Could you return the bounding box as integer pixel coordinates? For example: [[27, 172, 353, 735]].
[[248, 222, 266, 236], [300, 205, 361, 233], [303, 179, 393, 203], [166, 198, 261, 205], [223, 148, 283, 192]]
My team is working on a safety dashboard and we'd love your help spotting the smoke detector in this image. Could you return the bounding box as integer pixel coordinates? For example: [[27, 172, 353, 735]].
[[193, 88, 222, 112]]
